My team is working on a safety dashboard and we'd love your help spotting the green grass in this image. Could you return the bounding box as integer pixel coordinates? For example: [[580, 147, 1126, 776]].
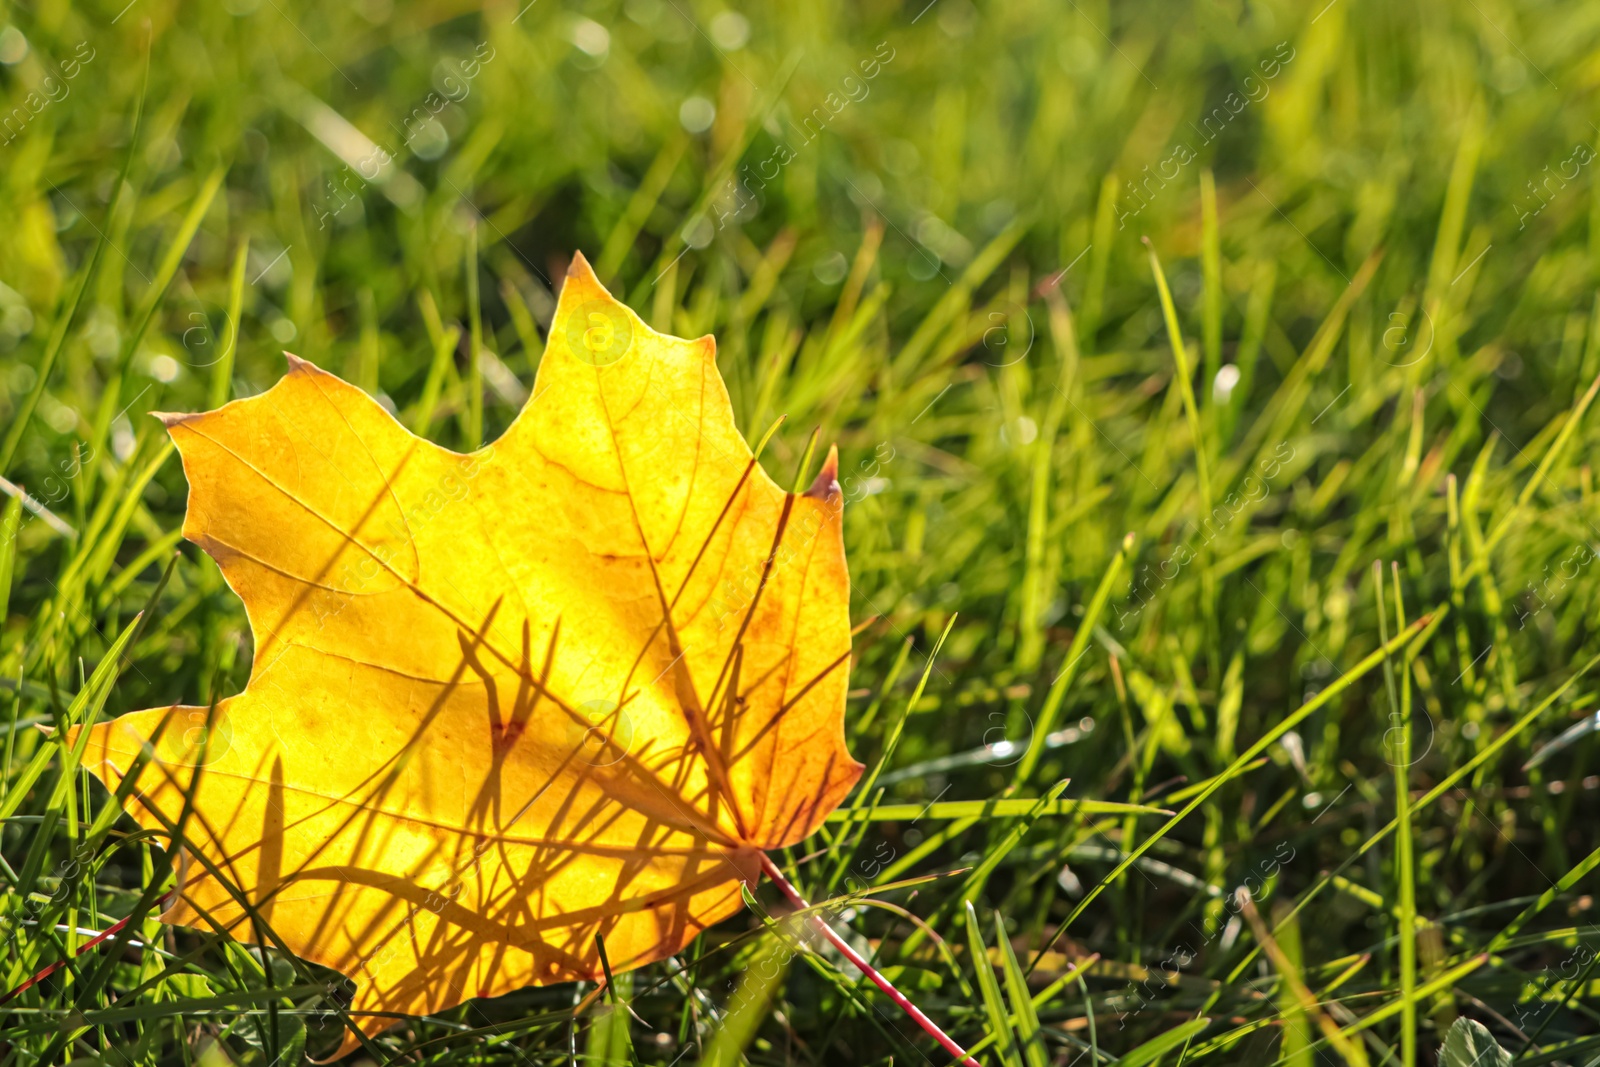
[[3, 0, 1600, 1063]]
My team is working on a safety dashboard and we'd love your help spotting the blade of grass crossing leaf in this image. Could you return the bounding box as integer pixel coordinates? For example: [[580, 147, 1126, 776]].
[[8, 609, 146, 923], [790, 426, 820, 492], [103, 786, 387, 1061], [43, 786, 190, 1047], [0, 614, 142, 821], [20, 560, 185, 1038]]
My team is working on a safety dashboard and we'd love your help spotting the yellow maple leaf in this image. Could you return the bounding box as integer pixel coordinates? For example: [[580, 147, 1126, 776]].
[[73, 254, 860, 1054]]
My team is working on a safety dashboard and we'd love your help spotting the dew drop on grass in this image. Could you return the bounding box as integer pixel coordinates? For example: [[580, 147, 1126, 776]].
[[908, 251, 941, 281], [682, 215, 714, 249], [813, 252, 848, 285], [0, 26, 28, 64], [149, 354, 181, 383], [709, 11, 749, 50], [679, 96, 716, 133], [571, 18, 610, 58], [1213, 363, 1241, 403]]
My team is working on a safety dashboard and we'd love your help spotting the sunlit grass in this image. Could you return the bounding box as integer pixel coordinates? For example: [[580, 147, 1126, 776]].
[[2, 0, 1600, 1063]]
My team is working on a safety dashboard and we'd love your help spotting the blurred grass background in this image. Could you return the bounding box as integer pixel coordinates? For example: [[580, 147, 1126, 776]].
[[3, 0, 1600, 1063]]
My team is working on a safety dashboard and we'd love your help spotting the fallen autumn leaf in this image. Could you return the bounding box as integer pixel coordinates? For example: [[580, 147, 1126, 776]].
[[72, 253, 862, 1056]]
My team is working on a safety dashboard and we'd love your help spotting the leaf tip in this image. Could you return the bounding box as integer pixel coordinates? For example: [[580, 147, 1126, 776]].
[[563, 249, 606, 297], [803, 444, 840, 502], [556, 249, 624, 324]]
